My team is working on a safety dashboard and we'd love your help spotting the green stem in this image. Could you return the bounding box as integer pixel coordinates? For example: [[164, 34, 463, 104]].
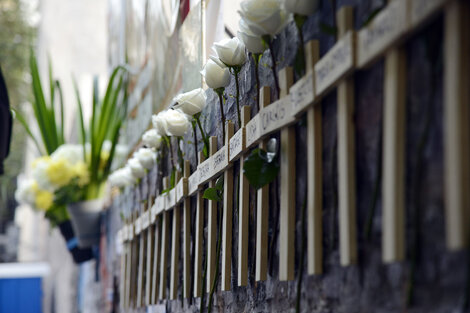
[[195, 114, 210, 158], [208, 203, 223, 313], [294, 14, 307, 77], [200, 256, 208, 312], [164, 135, 176, 170], [215, 88, 226, 143], [263, 35, 280, 99], [192, 122, 199, 164], [234, 69, 241, 129]]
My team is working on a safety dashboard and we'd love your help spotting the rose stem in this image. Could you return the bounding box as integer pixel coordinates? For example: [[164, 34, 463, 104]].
[[207, 203, 223, 313], [195, 115, 210, 157], [217, 90, 226, 143], [234, 69, 242, 129], [192, 122, 199, 165], [267, 38, 281, 99], [253, 53, 261, 113]]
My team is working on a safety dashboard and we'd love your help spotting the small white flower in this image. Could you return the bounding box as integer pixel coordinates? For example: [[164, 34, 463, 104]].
[[173, 88, 207, 116], [200, 59, 231, 89], [283, 0, 319, 16], [51, 144, 84, 165], [142, 129, 162, 149], [135, 147, 156, 170], [128, 157, 146, 179], [239, 0, 292, 37], [212, 37, 247, 67], [15, 178, 38, 206], [237, 19, 266, 54]]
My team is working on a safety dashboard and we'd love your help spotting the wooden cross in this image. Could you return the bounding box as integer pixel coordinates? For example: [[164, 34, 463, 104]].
[[145, 194, 155, 305], [136, 198, 147, 307], [206, 136, 218, 292], [158, 177, 170, 299], [444, 0, 470, 250], [150, 195, 163, 304], [336, 6, 357, 266], [130, 210, 139, 307], [182, 160, 191, 298], [256, 87, 270, 281], [170, 172, 182, 299], [222, 122, 235, 290], [193, 151, 206, 297], [278, 67, 295, 281], [238, 111, 250, 286]]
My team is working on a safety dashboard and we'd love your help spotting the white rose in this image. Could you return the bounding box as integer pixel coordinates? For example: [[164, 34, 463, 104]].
[[164, 109, 190, 137], [152, 112, 169, 136], [15, 178, 38, 206], [173, 88, 207, 116], [109, 167, 135, 188], [237, 19, 265, 54], [135, 147, 156, 170], [239, 0, 292, 37], [142, 129, 162, 149], [283, 0, 319, 15], [200, 59, 231, 89], [128, 157, 146, 179], [51, 144, 84, 165], [212, 37, 247, 67]]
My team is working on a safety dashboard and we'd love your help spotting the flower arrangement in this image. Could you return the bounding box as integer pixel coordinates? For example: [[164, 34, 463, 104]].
[[14, 53, 128, 225]]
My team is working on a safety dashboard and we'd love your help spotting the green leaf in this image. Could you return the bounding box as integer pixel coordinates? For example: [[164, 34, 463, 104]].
[[11, 108, 44, 155], [319, 22, 338, 37], [215, 175, 224, 190], [72, 77, 87, 162], [55, 80, 65, 144], [203, 187, 222, 202], [243, 148, 280, 189]]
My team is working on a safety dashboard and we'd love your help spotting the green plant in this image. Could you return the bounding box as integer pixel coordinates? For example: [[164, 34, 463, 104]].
[[73, 66, 128, 199], [203, 175, 224, 202], [14, 51, 65, 155]]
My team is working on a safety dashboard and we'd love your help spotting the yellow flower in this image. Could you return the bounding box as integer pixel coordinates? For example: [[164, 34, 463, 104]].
[[99, 150, 110, 169], [35, 189, 53, 211], [72, 161, 90, 186], [32, 156, 51, 169], [45, 158, 74, 187]]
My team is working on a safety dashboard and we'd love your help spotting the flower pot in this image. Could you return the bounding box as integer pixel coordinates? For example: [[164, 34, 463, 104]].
[[58, 220, 94, 263], [66, 198, 104, 248]]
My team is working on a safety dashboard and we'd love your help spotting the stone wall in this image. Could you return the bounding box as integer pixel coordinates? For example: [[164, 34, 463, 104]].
[[103, 1, 469, 312]]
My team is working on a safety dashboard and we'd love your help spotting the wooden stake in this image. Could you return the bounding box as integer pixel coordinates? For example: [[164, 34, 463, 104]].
[[239, 109, 251, 286], [170, 172, 182, 299], [279, 67, 295, 281], [137, 203, 146, 307], [382, 46, 406, 262], [151, 213, 162, 304], [159, 177, 170, 299], [182, 161, 191, 298], [145, 196, 155, 305], [444, 0, 470, 250], [207, 136, 218, 293], [337, 6, 357, 266], [302, 40, 323, 275], [222, 122, 235, 290], [256, 87, 270, 281], [194, 151, 206, 297], [130, 211, 139, 307]]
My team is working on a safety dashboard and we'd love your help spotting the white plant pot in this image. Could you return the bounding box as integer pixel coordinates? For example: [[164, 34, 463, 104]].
[[67, 198, 104, 248]]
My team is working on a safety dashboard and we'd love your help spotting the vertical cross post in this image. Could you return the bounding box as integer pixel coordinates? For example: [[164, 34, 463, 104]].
[[444, 0, 470, 250], [145, 195, 155, 305], [137, 201, 146, 307], [222, 122, 235, 290], [337, 6, 357, 266], [151, 205, 162, 304], [182, 160, 191, 298], [194, 151, 206, 297], [256, 87, 270, 281], [305, 40, 323, 275], [158, 177, 170, 299], [170, 172, 182, 299], [239, 111, 251, 286], [207, 136, 218, 292], [279, 67, 295, 281]]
